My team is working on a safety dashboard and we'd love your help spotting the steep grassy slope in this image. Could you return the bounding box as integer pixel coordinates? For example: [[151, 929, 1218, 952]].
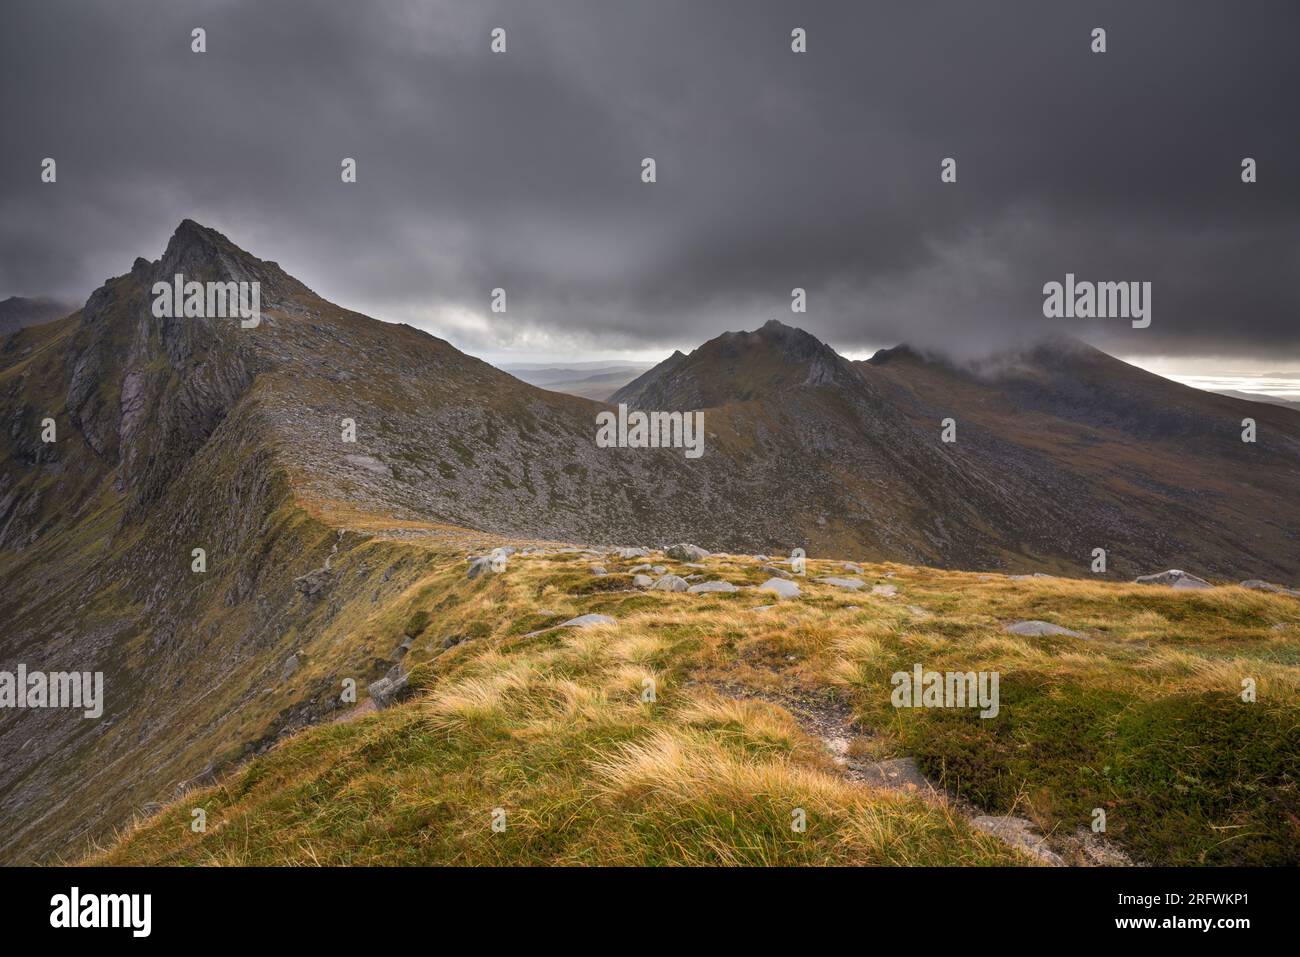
[[95, 548, 1300, 867]]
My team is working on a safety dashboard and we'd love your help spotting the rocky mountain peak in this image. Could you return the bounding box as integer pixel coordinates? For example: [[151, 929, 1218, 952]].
[[150, 219, 306, 306], [613, 320, 865, 409]]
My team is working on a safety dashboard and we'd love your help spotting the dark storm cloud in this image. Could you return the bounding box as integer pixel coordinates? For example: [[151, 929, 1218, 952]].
[[2, 0, 1298, 361]]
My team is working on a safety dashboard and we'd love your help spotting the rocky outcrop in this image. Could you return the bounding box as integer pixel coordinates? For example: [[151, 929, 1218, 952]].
[[1134, 569, 1212, 589], [651, 574, 689, 592], [666, 543, 710, 562], [368, 662, 410, 709], [1241, 579, 1300, 597]]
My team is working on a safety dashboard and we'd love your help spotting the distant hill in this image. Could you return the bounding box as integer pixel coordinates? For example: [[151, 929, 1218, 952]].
[[499, 361, 651, 400], [1209, 389, 1300, 413], [0, 295, 73, 335]]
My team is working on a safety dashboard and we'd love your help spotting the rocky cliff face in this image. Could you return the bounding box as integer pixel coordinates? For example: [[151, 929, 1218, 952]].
[[2, 221, 1297, 862]]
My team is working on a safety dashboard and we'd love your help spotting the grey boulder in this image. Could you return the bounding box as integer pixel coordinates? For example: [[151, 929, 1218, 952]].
[[687, 580, 739, 594], [760, 578, 801, 599], [558, 614, 617, 629], [1241, 579, 1300, 597], [1004, 620, 1085, 638], [369, 662, 410, 709], [651, 574, 690, 592], [666, 543, 710, 562], [1135, 569, 1211, 590], [816, 577, 864, 590]]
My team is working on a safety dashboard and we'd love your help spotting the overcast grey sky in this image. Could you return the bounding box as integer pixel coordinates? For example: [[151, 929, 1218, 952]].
[[2, 0, 1297, 365]]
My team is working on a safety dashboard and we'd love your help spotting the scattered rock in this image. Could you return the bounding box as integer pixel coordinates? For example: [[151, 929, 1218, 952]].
[[651, 574, 689, 592], [666, 543, 710, 562], [368, 662, 410, 709], [855, 757, 938, 796], [1241, 579, 1300, 597], [344, 453, 391, 476], [971, 815, 1064, 866], [615, 547, 649, 559], [761, 564, 792, 579], [687, 580, 739, 594], [1069, 827, 1136, 866], [816, 576, 864, 590], [632, 574, 654, 589], [1135, 569, 1211, 589], [1005, 620, 1085, 638], [293, 566, 332, 598], [558, 614, 617, 629], [870, 584, 897, 597], [760, 578, 801, 599]]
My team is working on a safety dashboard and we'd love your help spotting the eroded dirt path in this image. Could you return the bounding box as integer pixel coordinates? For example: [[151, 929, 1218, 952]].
[[691, 678, 1133, 867]]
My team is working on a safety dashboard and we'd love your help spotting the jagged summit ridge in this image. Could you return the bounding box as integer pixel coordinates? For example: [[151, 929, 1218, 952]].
[[147, 219, 308, 307]]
